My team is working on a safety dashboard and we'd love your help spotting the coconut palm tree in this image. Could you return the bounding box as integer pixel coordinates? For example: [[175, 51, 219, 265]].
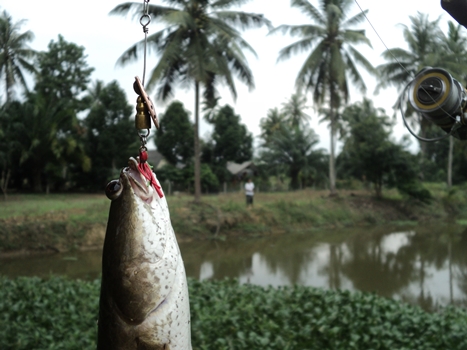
[[0, 10, 36, 103], [259, 107, 285, 144], [438, 22, 467, 188], [377, 13, 444, 90], [110, 0, 270, 202], [281, 92, 311, 128], [83, 80, 105, 110], [260, 123, 322, 190], [271, 0, 375, 195]]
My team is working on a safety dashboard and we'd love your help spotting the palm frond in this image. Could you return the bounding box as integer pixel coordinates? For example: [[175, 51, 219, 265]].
[[211, 0, 252, 9], [214, 11, 272, 30], [115, 29, 167, 67], [341, 9, 368, 28], [291, 0, 325, 26], [208, 16, 241, 37], [343, 51, 366, 94], [225, 46, 254, 89], [111, 0, 269, 108], [346, 45, 376, 76], [380, 47, 415, 62], [146, 32, 186, 93], [0, 10, 36, 100], [269, 24, 324, 38], [164, 9, 195, 28], [207, 17, 257, 57], [295, 42, 327, 92], [277, 36, 318, 63], [342, 29, 372, 47], [109, 2, 176, 22]]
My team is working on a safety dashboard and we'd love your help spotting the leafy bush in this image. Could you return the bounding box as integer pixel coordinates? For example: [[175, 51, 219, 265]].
[[1, 276, 467, 349], [0, 276, 99, 349], [190, 279, 467, 350]]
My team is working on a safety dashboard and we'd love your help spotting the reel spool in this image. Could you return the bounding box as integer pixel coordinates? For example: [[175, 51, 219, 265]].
[[406, 67, 467, 140]]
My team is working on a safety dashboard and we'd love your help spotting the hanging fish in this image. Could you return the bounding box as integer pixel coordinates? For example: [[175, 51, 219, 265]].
[[97, 155, 192, 349]]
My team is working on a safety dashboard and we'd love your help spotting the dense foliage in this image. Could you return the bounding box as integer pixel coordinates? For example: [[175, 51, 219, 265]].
[[259, 94, 328, 190], [339, 98, 431, 201], [110, 0, 271, 202], [1, 276, 467, 349], [0, 35, 95, 193], [203, 105, 253, 184], [155, 101, 194, 166], [80, 80, 137, 191], [270, 0, 376, 195], [2, 4, 467, 198]]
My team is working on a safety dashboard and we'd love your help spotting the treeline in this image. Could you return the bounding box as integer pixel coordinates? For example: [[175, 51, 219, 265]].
[[3, 2, 467, 200], [0, 32, 137, 195]]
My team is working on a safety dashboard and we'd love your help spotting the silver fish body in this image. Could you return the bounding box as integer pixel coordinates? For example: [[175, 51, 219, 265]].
[[97, 159, 191, 349]]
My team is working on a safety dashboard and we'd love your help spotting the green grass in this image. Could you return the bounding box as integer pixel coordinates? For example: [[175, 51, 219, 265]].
[[2, 184, 467, 253], [0, 194, 109, 252], [0, 194, 109, 221]]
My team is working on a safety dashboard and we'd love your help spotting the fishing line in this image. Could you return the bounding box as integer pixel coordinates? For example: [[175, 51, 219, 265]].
[[353, 0, 460, 142], [140, 0, 151, 87], [134, 0, 160, 157], [353, 0, 414, 80]]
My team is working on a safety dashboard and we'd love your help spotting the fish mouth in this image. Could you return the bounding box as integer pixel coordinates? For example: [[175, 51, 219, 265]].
[[105, 157, 153, 202]]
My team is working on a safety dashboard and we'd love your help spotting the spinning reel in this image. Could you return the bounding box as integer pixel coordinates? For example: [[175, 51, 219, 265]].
[[402, 67, 467, 141], [398, 1, 467, 141]]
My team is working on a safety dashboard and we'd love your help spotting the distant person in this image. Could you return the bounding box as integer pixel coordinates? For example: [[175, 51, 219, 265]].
[[244, 178, 254, 207]]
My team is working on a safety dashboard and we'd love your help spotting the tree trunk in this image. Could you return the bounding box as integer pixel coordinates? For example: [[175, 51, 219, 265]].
[[194, 81, 202, 203], [418, 118, 430, 180], [329, 107, 337, 195], [374, 179, 382, 198], [32, 169, 43, 193], [1, 168, 10, 201], [447, 136, 453, 188], [290, 168, 300, 190], [448, 238, 453, 303]]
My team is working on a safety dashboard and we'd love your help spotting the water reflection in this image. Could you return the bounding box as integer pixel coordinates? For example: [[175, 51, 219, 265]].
[[181, 225, 467, 311], [0, 250, 102, 280], [2, 225, 467, 310]]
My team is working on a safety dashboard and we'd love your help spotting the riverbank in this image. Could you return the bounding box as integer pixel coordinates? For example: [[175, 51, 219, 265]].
[[1, 184, 467, 255]]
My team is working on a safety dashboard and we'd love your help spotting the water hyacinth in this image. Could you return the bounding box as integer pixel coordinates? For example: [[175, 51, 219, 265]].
[[1, 276, 467, 349]]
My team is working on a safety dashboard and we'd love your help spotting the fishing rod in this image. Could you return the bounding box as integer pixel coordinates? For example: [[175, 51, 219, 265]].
[[442, 0, 467, 29]]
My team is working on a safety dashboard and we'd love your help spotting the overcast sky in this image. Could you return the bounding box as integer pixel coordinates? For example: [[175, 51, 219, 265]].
[[0, 0, 458, 153]]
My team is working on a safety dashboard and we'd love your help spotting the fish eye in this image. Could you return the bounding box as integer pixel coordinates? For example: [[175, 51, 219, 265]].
[[105, 180, 122, 200]]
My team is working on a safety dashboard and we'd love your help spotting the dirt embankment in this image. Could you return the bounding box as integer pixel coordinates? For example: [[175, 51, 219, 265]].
[[0, 191, 451, 257]]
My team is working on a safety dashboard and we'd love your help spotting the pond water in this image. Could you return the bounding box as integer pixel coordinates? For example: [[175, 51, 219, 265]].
[[2, 224, 467, 311]]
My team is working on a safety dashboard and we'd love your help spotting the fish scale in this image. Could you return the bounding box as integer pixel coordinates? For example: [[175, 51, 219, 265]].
[[97, 158, 192, 349]]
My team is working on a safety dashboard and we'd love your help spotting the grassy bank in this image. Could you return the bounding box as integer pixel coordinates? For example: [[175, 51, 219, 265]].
[[2, 184, 467, 254], [1, 276, 466, 349]]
